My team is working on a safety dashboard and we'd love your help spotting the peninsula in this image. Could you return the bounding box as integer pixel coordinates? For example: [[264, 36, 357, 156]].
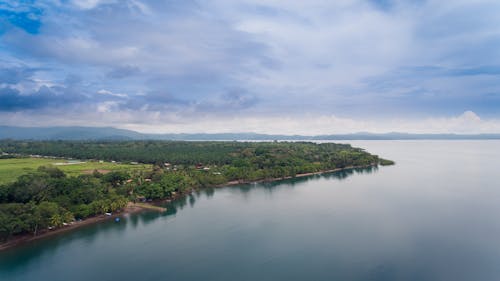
[[0, 140, 394, 248]]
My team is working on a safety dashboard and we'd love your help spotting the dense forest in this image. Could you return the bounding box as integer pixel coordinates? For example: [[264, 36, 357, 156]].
[[0, 140, 391, 167], [0, 141, 393, 241], [0, 167, 194, 241]]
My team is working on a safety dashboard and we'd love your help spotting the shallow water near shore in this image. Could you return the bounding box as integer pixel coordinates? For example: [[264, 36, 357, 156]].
[[1, 141, 500, 281]]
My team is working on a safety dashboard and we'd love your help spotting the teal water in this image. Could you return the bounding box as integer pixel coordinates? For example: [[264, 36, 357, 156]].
[[1, 141, 500, 281]]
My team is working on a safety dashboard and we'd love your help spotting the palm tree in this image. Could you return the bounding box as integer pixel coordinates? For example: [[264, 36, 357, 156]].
[[50, 214, 63, 228]]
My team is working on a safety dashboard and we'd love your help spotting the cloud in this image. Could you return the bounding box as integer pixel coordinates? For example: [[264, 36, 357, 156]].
[[71, 0, 116, 10], [0, 0, 499, 132], [1, 108, 499, 135], [97, 89, 128, 98], [193, 88, 260, 113], [0, 85, 86, 111], [106, 65, 141, 79], [0, 66, 36, 84]]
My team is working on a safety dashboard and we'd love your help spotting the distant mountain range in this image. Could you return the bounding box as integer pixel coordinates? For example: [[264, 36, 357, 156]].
[[1, 126, 499, 140]]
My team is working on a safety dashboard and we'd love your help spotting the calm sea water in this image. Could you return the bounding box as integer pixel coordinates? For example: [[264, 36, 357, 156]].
[[1, 141, 500, 281]]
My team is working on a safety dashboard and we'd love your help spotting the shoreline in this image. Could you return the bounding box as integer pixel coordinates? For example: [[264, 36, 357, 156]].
[[0, 203, 159, 252], [0, 164, 376, 252], [219, 164, 376, 187]]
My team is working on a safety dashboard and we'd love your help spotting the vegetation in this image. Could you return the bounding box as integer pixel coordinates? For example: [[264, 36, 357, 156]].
[[0, 140, 393, 241], [379, 158, 395, 166], [0, 168, 129, 240], [0, 140, 389, 173], [0, 157, 151, 184]]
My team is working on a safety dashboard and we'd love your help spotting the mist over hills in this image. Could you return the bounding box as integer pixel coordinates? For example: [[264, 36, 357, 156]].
[[0, 126, 499, 141]]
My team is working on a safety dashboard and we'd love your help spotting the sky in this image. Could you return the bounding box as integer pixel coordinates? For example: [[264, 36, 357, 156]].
[[1, 0, 500, 134]]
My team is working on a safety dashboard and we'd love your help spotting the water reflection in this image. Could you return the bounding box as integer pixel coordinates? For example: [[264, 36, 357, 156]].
[[0, 217, 127, 272], [3, 141, 500, 281], [234, 166, 377, 193], [188, 194, 196, 207], [0, 166, 376, 275], [165, 166, 376, 215]]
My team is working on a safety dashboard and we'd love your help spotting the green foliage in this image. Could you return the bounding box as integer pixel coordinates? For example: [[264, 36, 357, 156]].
[[135, 172, 196, 200], [379, 158, 395, 166], [0, 157, 151, 185], [102, 171, 129, 187], [37, 166, 66, 178], [0, 141, 376, 168], [0, 169, 130, 240], [0, 140, 391, 241], [0, 203, 32, 240]]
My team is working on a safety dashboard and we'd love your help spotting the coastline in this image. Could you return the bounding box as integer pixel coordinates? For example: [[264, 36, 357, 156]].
[[0, 203, 158, 252], [0, 164, 376, 251], [219, 164, 377, 187]]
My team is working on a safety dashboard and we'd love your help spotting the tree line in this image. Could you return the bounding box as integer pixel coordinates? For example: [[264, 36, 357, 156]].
[[0, 140, 393, 241]]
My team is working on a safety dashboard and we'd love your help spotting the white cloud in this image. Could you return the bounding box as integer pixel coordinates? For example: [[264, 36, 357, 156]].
[[97, 89, 128, 98], [71, 0, 115, 10], [96, 101, 120, 113], [1, 0, 500, 131], [1, 110, 499, 135], [114, 112, 500, 135]]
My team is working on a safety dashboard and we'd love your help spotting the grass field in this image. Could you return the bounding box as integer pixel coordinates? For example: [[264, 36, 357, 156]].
[[0, 158, 152, 184]]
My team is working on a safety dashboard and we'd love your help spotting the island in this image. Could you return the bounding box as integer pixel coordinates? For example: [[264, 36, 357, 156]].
[[0, 140, 394, 249]]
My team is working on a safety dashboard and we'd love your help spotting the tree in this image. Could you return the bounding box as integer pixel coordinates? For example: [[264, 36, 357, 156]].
[[103, 171, 129, 187], [38, 166, 66, 178], [50, 214, 63, 227]]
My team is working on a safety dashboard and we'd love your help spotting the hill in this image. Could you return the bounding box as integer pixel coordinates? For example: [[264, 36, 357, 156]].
[[1, 126, 499, 140]]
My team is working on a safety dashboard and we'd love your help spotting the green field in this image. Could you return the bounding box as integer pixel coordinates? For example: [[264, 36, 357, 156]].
[[0, 158, 152, 184]]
